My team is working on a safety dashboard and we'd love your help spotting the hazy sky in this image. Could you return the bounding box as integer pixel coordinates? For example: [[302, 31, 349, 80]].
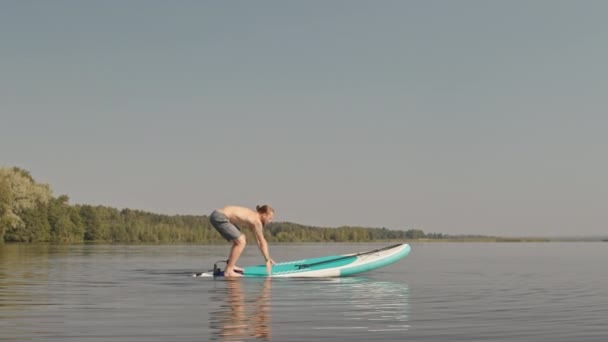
[[1, 1, 607, 236]]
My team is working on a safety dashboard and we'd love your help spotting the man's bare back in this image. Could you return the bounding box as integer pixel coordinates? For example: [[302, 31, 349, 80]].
[[217, 206, 261, 232]]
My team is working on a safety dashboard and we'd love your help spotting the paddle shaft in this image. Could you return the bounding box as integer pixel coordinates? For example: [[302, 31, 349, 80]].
[[295, 243, 403, 269]]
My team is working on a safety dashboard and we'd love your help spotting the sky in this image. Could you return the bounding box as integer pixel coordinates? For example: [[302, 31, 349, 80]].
[[1, 1, 607, 237]]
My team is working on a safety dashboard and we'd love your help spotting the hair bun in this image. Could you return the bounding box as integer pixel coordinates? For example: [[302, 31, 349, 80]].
[[256, 204, 274, 213]]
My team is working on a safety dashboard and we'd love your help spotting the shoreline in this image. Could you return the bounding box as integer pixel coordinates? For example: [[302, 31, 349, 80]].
[[3, 238, 607, 246]]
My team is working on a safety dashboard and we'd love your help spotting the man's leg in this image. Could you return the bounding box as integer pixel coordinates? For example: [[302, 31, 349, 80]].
[[225, 234, 246, 277]]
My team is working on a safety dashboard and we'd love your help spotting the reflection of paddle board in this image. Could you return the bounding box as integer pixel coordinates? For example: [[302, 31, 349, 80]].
[[194, 243, 411, 278]]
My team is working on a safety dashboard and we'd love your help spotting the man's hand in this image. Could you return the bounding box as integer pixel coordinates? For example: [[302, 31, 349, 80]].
[[266, 258, 276, 275]]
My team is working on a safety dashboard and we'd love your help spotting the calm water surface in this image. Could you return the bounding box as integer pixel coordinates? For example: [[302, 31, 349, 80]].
[[1, 242, 607, 341]]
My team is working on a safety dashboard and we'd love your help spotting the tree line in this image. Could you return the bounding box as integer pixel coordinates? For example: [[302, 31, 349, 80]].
[[1, 167, 441, 243]]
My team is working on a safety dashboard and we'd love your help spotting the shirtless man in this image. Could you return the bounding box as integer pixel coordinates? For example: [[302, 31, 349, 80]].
[[209, 205, 276, 277]]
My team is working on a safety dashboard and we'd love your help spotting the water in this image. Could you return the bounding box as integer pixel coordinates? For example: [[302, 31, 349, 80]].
[[1, 242, 607, 341]]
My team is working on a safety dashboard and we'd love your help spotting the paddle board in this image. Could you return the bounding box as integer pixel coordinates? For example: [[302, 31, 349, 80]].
[[194, 243, 411, 278]]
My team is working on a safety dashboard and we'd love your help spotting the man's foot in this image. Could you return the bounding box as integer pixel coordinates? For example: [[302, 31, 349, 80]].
[[224, 269, 243, 277], [227, 260, 244, 272]]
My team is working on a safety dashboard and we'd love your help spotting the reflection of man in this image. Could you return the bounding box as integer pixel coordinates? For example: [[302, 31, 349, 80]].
[[214, 278, 272, 341], [250, 278, 272, 339]]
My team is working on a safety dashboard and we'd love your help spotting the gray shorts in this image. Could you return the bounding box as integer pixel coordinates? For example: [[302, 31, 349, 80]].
[[210, 210, 242, 241]]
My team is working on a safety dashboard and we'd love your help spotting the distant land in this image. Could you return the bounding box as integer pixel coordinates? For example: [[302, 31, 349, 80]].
[[0, 167, 603, 244], [545, 236, 608, 242]]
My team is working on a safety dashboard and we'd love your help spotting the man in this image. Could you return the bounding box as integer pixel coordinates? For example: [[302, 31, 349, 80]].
[[209, 204, 276, 277]]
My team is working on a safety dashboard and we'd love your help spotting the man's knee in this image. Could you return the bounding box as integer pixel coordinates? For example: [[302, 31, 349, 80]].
[[234, 234, 246, 246]]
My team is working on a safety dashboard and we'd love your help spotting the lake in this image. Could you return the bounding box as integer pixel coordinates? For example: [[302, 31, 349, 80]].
[[1, 242, 607, 341]]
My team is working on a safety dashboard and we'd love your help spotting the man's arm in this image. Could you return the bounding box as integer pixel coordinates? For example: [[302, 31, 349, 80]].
[[253, 221, 271, 261], [252, 221, 275, 275]]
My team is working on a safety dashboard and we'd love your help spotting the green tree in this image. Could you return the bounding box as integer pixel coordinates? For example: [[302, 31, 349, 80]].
[[80, 205, 102, 241], [0, 167, 52, 242], [0, 175, 11, 242], [48, 195, 84, 242], [405, 229, 425, 239]]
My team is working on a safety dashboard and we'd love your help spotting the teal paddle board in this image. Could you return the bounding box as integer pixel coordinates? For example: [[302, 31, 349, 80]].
[[194, 243, 411, 278]]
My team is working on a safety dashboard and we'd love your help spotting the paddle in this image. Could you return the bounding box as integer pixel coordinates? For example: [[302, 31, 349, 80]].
[[294, 243, 403, 269]]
